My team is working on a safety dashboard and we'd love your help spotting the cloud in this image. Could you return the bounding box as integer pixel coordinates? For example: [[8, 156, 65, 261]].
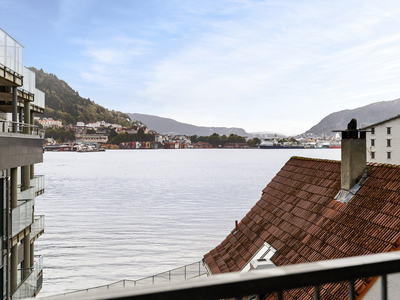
[[130, 0, 400, 134]]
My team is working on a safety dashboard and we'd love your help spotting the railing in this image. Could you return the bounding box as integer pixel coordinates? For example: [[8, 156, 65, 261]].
[[12, 255, 43, 300], [18, 187, 34, 201], [45, 251, 400, 300], [0, 28, 24, 76], [57, 261, 207, 297], [11, 199, 33, 237], [0, 120, 42, 136], [33, 88, 45, 109], [31, 175, 45, 195], [31, 215, 44, 239]]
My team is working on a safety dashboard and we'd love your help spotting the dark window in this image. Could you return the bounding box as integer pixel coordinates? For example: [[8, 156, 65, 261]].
[[387, 127, 391, 134], [371, 127, 375, 134], [371, 152, 375, 159], [388, 152, 392, 159], [387, 139, 391, 147], [371, 139, 375, 146]]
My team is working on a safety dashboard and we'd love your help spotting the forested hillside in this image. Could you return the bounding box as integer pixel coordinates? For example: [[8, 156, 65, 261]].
[[30, 67, 131, 126]]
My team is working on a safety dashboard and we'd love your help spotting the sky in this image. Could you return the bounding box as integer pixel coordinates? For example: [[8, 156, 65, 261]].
[[2, 0, 400, 135]]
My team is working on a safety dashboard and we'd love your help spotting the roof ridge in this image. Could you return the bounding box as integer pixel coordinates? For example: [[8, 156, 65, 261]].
[[290, 156, 341, 164]]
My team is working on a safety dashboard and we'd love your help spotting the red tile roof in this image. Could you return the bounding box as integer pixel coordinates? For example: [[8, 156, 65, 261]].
[[204, 156, 400, 299]]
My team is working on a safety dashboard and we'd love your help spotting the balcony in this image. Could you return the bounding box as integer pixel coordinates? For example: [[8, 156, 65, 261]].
[[12, 255, 43, 300], [31, 215, 44, 242], [32, 88, 45, 113], [0, 121, 44, 170], [31, 175, 45, 196], [0, 29, 23, 87], [12, 199, 33, 238], [45, 251, 400, 300]]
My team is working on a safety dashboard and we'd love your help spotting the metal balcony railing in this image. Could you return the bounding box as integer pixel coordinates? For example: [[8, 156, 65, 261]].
[[0, 120, 42, 136], [45, 251, 400, 300], [12, 255, 43, 300], [56, 261, 207, 297]]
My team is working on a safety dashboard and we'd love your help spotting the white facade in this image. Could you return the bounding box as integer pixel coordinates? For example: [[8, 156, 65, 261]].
[[362, 116, 400, 165]]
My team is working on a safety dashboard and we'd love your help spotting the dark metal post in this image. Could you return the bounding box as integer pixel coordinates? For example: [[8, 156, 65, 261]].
[[381, 274, 387, 300], [349, 279, 355, 300], [276, 291, 283, 300], [314, 285, 320, 300]]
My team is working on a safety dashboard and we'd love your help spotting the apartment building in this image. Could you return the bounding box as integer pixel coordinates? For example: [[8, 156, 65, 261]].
[[361, 115, 400, 164], [0, 29, 45, 299]]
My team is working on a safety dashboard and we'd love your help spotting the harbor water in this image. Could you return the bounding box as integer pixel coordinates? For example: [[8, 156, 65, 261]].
[[34, 148, 340, 297]]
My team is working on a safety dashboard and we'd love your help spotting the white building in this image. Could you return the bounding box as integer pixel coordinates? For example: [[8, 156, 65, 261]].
[[361, 115, 400, 164]]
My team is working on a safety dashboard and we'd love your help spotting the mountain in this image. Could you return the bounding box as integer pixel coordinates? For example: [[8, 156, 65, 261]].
[[29, 67, 131, 127], [305, 98, 400, 136], [127, 113, 249, 136]]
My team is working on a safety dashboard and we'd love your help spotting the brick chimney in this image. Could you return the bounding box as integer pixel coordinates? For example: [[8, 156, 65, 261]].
[[335, 119, 367, 203]]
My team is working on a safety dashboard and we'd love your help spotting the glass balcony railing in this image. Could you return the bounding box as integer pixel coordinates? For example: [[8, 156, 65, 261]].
[[12, 199, 33, 237], [0, 29, 23, 76], [31, 215, 44, 240], [12, 255, 43, 300], [31, 175, 45, 195], [32, 88, 45, 109], [21, 67, 35, 94], [0, 120, 43, 136], [18, 187, 34, 202]]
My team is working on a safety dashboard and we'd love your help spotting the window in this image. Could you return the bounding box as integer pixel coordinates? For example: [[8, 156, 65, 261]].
[[387, 152, 392, 159], [387, 127, 391, 134], [371, 152, 375, 159], [387, 139, 391, 147], [371, 139, 375, 147], [371, 127, 375, 134]]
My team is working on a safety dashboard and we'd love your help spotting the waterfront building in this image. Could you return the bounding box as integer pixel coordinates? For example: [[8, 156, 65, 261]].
[[0, 28, 45, 299], [361, 115, 400, 164]]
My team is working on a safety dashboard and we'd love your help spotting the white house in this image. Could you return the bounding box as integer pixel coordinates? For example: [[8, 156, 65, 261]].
[[360, 115, 400, 164]]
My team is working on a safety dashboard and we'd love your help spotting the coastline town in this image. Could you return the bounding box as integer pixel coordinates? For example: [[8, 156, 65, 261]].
[[39, 117, 343, 151]]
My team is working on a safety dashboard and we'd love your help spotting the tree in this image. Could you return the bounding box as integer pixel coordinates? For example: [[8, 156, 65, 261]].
[[247, 138, 261, 147]]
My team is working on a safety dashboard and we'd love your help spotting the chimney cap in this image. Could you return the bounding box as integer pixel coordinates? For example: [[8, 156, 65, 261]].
[[332, 118, 367, 133]]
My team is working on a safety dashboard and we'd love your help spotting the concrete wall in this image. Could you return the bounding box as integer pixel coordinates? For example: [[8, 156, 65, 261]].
[[363, 273, 400, 299], [0, 134, 43, 169]]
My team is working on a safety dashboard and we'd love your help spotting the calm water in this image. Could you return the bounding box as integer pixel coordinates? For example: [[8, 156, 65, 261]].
[[34, 148, 340, 297]]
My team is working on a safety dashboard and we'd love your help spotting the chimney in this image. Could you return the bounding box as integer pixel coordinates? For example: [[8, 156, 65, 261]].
[[335, 119, 367, 203]]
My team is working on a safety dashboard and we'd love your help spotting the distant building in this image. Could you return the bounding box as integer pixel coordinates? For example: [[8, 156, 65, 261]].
[[360, 115, 400, 164], [76, 134, 108, 144], [37, 118, 62, 129]]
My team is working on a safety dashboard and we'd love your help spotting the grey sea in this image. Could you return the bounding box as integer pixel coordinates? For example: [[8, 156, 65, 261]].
[[35, 148, 341, 297]]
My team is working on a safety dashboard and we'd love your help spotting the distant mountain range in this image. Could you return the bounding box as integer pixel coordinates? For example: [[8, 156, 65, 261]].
[[32, 66, 400, 137], [305, 98, 400, 136], [127, 113, 249, 137]]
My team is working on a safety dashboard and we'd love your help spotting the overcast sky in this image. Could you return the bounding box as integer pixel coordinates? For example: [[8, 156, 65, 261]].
[[2, 0, 400, 135]]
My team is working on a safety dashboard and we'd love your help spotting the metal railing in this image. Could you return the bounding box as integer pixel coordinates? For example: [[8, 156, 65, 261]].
[[44, 251, 400, 300], [0, 120, 42, 136], [57, 261, 207, 297], [12, 255, 43, 300]]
